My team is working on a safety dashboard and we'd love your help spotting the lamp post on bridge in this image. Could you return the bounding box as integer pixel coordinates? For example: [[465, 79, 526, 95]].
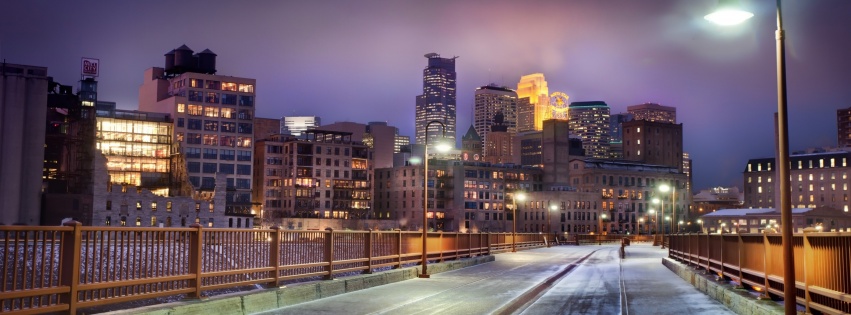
[[511, 192, 526, 252], [418, 120, 451, 279]]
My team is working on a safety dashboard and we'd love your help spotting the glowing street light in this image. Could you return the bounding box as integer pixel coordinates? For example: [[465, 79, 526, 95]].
[[419, 120, 451, 279], [705, 0, 796, 312], [598, 213, 607, 245], [638, 218, 644, 236], [697, 219, 704, 234], [511, 192, 527, 252]]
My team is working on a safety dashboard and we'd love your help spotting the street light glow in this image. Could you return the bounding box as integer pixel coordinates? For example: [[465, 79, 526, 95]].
[[704, 9, 754, 26], [434, 140, 452, 153], [658, 184, 670, 193]]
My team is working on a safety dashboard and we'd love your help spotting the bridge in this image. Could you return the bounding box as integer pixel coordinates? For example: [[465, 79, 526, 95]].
[[1, 223, 845, 314]]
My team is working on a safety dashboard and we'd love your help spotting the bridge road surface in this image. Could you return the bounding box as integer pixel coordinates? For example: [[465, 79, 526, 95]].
[[257, 244, 734, 315]]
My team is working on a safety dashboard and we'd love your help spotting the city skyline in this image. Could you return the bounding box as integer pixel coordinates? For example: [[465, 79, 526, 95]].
[[2, 0, 851, 191]]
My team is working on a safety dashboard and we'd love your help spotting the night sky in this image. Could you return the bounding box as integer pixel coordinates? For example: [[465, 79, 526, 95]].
[[3, 0, 851, 192]]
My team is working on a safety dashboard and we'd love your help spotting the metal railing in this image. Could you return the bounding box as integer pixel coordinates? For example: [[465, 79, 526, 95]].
[[573, 234, 655, 245], [669, 232, 851, 315], [0, 222, 550, 315]]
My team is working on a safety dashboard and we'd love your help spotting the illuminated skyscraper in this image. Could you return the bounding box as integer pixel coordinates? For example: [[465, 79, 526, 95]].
[[516, 73, 549, 132], [415, 53, 457, 148], [627, 103, 676, 124], [568, 101, 611, 159], [474, 84, 517, 150]]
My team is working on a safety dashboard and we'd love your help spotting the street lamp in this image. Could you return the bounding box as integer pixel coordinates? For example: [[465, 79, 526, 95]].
[[598, 213, 607, 245], [697, 219, 704, 234], [652, 197, 663, 246], [511, 192, 527, 252], [705, 1, 795, 312], [659, 184, 677, 234], [418, 120, 452, 279], [638, 218, 644, 236], [548, 204, 558, 243], [649, 208, 657, 246]]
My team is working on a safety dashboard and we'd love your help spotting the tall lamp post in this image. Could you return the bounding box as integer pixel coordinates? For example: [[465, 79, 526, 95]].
[[549, 204, 558, 241], [705, 2, 795, 312], [649, 208, 657, 245], [511, 192, 526, 252], [598, 213, 607, 245], [418, 120, 452, 279], [697, 219, 704, 234], [638, 218, 644, 236], [659, 184, 677, 233], [652, 198, 663, 247]]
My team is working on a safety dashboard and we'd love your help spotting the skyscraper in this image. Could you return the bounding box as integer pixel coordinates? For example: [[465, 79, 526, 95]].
[[568, 101, 611, 159], [474, 84, 517, 151], [627, 103, 676, 124], [415, 53, 457, 148], [838, 107, 851, 147], [608, 113, 634, 159], [516, 74, 549, 132]]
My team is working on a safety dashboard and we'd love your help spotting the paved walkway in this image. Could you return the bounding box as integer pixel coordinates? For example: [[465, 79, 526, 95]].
[[257, 243, 733, 315]]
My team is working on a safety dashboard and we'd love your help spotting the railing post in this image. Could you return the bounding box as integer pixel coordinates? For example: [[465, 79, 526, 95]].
[[802, 229, 813, 313], [364, 230, 373, 274], [267, 226, 281, 287], [324, 228, 334, 280], [718, 234, 725, 281], [736, 233, 744, 289], [60, 221, 82, 314], [394, 229, 402, 269], [486, 232, 492, 255], [759, 231, 771, 299], [704, 234, 710, 274], [438, 232, 444, 262], [188, 223, 204, 299]]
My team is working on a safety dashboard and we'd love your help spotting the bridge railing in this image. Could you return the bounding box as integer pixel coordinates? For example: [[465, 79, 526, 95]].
[[0, 222, 550, 315], [573, 234, 655, 245], [669, 232, 851, 315]]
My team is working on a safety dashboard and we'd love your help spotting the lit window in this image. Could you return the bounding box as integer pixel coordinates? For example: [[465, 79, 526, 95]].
[[177, 103, 185, 113]]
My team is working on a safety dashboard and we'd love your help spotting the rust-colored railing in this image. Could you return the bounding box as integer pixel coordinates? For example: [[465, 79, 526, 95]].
[[573, 234, 655, 245], [0, 222, 550, 315], [669, 232, 851, 315]]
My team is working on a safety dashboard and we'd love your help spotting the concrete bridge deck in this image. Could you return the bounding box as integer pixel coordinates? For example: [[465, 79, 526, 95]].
[[257, 243, 734, 315]]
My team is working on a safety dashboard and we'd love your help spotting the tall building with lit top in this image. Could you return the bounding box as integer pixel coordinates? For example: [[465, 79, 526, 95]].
[[516, 74, 549, 132], [139, 45, 256, 218], [415, 53, 457, 149], [627, 103, 676, 124], [568, 101, 611, 159], [474, 84, 517, 151]]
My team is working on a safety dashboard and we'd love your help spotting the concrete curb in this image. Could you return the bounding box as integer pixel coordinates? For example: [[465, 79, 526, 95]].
[[96, 255, 495, 315], [661, 257, 784, 315]]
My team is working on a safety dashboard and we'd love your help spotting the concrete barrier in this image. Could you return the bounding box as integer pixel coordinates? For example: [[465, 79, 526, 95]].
[[662, 257, 784, 315], [97, 255, 495, 315]]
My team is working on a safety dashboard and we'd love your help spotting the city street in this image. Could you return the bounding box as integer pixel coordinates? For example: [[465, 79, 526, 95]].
[[258, 244, 734, 315]]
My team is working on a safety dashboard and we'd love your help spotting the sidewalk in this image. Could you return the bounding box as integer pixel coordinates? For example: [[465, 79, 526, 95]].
[[257, 244, 734, 315]]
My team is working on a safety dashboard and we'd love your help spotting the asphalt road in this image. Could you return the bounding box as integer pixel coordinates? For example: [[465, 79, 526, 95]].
[[257, 244, 734, 315]]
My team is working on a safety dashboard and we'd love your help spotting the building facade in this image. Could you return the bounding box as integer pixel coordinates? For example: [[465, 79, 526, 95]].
[[252, 130, 372, 227], [692, 186, 743, 218], [568, 101, 611, 159], [517, 190, 603, 234], [373, 160, 543, 232], [608, 113, 633, 159], [742, 151, 851, 211], [621, 120, 684, 171], [461, 125, 482, 162], [568, 159, 690, 234], [254, 117, 281, 140], [138, 45, 256, 219], [699, 207, 851, 234], [627, 102, 676, 124], [415, 53, 457, 148], [1, 63, 49, 225], [320, 121, 399, 169], [474, 84, 517, 149], [483, 112, 514, 164]]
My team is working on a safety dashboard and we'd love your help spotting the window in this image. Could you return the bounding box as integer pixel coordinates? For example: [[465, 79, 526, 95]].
[[236, 178, 251, 189], [105, 216, 111, 226], [237, 150, 251, 161], [236, 137, 252, 148], [204, 120, 218, 131], [106, 200, 112, 210], [190, 79, 203, 88], [219, 163, 234, 174], [205, 92, 219, 104], [220, 108, 236, 119], [220, 149, 236, 160], [220, 136, 236, 147], [151, 202, 157, 211], [177, 132, 184, 142], [177, 118, 184, 127], [238, 123, 253, 134], [187, 104, 203, 116], [187, 119, 202, 130], [203, 163, 217, 173], [221, 94, 237, 105], [188, 162, 201, 173], [201, 177, 215, 189], [238, 109, 252, 120], [188, 90, 204, 102], [205, 80, 220, 90], [167, 201, 172, 212], [150, 216, 157, 226], [185, 147, 201, 158], [221, 82, 237, 91], [177, 103, 185, 113], [239, 95, 254, 106], [238, 84, 254, 93], [237, 164, 251, 175], [203, 134, 218, 146]]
